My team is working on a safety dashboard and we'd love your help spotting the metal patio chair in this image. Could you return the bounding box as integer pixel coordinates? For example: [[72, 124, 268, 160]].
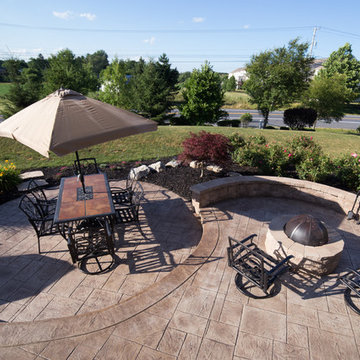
[[73, 157, 100, 176], [27, 179, 57, 216], [339, 268, 360, 315], [66, 218, 115, 274], [112, 181, 143, 224], [110, 174, 135, 205], [19, 194, 60, 254], [227, 234, 293, 298]]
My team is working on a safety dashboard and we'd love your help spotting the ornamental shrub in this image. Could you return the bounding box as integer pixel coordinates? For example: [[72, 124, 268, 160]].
[[0, 160, 21, 193], [286, 135, 323, 165], [296, 155, 334, 183], [228, 133, 246, 149], [240, 113, 253, 127], [333, 153, 360, 191], [178, 131, 232, 176], [283, 108, 317, 129], [217, 119, 240, 127]]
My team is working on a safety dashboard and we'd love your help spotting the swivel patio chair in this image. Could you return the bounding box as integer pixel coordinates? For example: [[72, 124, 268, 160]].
[[227, 234, 293, 298], [339, 268, 360, 315], [73, 157, 100, 176], [112, 181, 143, 224], [27, 179, 57, 216], [19, 194, 60, 254], [110, 174, 135, 205], [66, 218, 115, 274]]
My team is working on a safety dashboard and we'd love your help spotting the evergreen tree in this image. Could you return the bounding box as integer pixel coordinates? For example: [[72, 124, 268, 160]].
[[43, 49, 98, 95], [134, 55, 179, 123], [1, 55, 48, 118]]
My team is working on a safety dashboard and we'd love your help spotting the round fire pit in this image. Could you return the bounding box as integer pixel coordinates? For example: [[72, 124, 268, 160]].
[[284, 214, 328, 247], [265, 214, 344, 276]]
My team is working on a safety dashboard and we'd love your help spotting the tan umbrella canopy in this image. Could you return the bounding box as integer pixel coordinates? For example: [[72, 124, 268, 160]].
[[0, 89, 157, 157]]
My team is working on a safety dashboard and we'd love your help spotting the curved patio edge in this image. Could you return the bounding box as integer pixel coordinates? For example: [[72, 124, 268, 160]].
[[0, 209, 220, 347], [190, 175, 355, 216]]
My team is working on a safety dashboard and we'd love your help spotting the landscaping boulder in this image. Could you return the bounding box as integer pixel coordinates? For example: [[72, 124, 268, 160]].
[[190, 161, 201, 169], [206, 165, 223, 173], [129, 165, 150, 180], [149, 161, 165, 173], [165, 159, 181, 168]]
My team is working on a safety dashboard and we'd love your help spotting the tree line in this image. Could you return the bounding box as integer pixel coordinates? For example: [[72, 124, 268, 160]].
[[1, 40, 360, 128]]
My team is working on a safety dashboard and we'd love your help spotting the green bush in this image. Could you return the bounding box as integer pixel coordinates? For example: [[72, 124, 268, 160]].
[[0, 160, 21, 193], [240, 113, 253, 127], [296, 155, 334, 183], [228, 133, 246, 148], [333, 153, 360, 191], [217, 119, 240, 127], [283, 108, 317, 129], [230, 134, 360, 192]]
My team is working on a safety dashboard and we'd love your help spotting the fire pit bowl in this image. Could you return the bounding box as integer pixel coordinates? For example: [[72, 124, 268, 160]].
[[265, 214, 344, 276]]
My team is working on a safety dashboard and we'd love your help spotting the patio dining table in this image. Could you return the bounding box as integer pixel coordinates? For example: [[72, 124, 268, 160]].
[[53, 173, 115, 224], [53, 173, 116, 274]]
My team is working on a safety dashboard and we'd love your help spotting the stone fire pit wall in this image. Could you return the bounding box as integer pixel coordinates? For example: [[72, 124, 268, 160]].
[[190, 176, 354, 216]]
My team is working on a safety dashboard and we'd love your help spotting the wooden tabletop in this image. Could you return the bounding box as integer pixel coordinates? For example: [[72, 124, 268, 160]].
[[54, 173, 115, 224]]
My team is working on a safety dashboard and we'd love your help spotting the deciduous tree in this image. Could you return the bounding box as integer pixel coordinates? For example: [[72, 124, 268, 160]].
[[99, 58, 134, 109], [244, 39, 313, 127], [320, 43, 360, 97], [302, 73, 352, 126], [180, 62, 227, 125]]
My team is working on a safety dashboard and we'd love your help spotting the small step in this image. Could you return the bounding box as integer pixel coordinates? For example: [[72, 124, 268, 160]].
[[20, 171, 44, 180]]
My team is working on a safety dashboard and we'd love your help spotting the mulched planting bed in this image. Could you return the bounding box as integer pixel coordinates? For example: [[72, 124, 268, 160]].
[[0, 157, 258, 205]]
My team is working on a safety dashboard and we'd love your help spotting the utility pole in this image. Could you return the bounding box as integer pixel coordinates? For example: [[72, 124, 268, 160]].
[[309, 27, 318, 56]]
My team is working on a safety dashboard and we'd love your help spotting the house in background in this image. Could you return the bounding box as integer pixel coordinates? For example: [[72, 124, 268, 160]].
[[310, 58, 327, 77], [228, 58, 327, 89], [228, 67, 248, 89]]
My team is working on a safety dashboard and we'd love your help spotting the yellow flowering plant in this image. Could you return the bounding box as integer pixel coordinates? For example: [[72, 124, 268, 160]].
[[0, 160, 21, 193]]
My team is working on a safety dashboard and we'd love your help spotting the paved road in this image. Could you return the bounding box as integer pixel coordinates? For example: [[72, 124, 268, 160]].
[[225, 108, 360, 130]]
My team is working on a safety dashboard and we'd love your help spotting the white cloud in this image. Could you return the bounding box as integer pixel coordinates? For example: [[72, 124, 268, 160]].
[[192, 17, 205, 23], [243, 24, 250, 29], [53, 10, 96, 21], [53, 10, 73, 20], [143, 36, 156, 45], [80, 13, 96, 21]]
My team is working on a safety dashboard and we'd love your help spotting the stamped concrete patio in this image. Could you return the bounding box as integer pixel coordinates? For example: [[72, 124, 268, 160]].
[[0, 179, 360, 359]]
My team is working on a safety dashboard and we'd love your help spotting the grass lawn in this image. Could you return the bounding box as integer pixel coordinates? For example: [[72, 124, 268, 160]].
[[223, 91, 256, 109], [0, 126, 359, 171]]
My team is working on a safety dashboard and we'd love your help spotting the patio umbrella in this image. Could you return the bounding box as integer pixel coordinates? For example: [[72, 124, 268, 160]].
[[0, 88, 157, 191]]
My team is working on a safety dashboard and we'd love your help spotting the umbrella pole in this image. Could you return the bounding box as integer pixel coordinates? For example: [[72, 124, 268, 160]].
[[75, 151, 86, 193]]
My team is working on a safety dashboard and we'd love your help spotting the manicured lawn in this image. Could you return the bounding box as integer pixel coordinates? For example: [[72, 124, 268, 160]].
[[0, 126, 359, 171]]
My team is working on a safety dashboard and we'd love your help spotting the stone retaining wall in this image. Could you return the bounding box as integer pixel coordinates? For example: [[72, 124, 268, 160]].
[[190, 176, 355, 216]]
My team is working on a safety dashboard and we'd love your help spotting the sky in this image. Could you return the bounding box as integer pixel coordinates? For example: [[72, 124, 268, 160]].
[[1, 0, 360, 73]]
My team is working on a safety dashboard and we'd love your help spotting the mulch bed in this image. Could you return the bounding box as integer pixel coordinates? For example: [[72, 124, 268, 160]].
[[0, 157, 259, 205]]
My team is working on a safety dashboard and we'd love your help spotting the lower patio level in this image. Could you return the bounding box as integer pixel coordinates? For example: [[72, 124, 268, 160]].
[[0, 179, 359, 359]]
